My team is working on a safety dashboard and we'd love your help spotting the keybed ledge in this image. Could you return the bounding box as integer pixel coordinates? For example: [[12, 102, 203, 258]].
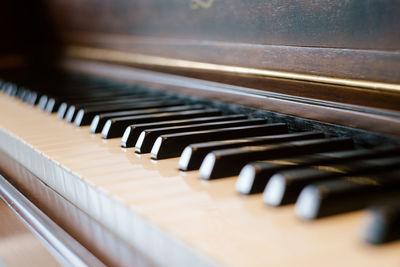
[[0, 95, 400, 267]]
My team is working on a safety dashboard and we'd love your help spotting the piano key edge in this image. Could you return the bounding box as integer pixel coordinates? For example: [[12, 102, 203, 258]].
[[0, 126, 216, 267]]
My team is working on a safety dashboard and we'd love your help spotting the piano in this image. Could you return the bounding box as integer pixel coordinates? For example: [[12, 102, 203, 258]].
[[0, 0, 399, 266]]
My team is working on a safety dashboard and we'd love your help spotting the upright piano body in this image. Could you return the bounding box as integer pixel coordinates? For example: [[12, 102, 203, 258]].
[[0, 1, 399, 266]]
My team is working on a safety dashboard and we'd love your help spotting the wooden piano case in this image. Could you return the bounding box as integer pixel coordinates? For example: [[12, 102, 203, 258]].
[[0, 0, 400, 266], [2, 0, 400, 133]]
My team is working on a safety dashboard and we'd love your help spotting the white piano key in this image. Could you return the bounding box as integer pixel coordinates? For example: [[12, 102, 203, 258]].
[[0, 92, 399, 267]]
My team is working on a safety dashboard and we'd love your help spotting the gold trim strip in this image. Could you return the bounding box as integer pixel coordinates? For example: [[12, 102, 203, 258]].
[[66, 46, 400, 94]]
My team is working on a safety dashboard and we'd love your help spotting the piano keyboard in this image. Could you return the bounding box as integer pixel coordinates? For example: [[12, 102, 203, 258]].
[[0, 75, 399, 267]]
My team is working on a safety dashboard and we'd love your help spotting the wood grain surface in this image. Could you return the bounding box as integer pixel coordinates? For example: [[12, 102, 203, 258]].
[[43, 0, 400, 50], [38, 0, 400, 84], [63, 60, 400, 137], [2, 0, 400, 110]]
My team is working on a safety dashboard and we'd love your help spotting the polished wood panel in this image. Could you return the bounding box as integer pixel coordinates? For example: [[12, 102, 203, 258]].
[[0, 87, 399, 267], [63, 59, 400, 137], [44, 0, 400, 50], [0, 0, 57, 62], [1, 0, 399, 110], [0, 200, 60, 267], [64, 46, 400, 107], [62, 34, 400, 85], [40, 0, 400, 85]]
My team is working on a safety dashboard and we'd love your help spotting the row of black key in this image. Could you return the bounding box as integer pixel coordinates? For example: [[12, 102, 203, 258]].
[[2, 76, 399, 245]]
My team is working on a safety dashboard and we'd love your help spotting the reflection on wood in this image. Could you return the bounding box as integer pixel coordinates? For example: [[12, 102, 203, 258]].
[[0, 200, 60, 267]]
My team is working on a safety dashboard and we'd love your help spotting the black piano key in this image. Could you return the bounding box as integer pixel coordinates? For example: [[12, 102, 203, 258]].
[[48, 94, 126, 114], [72, 95, 166, 108], [13, 88, 22, 99], [0, 82, 9, 92], [236, 146, 400, 195], [43, 96, 67, 111], [5, 84, 18, 97], [179, 132, 324, 171], [38, 94, 49, 109], [4, 85, 12, 95], [45, 97, 64, 113], [58, 102, 73, 119], [1, 82, 10, 93], [70, 97, 181, 123], [363, 202, 400, 244], [101, 109, 222, 139], [151, 123, 288, 160], [57, 103, 71, 119], [27, 91, 39, 105], [39, 88, 125, 108], [198, 138, 353, 180], [15, 88, 22, 99], [22, 89, 33, 103], [90, 104, 206, 134], [294, 171, 400, 220], [264, 157, 400, 206], [2, 83, 11, 94], [16, 88, 28, 101], [65, 96, 172, 122], [121, 114, 247, 148], [74, 100, 185, 126], [1, 83, 11, 94], [57, 92, 155, 119], [57, 96, 116, 119], [136, 118, 270, 154], [57, 91, 160, 118], [57, 90, 148, 104], [66, 105, 84, 122], [19, 89, 27, 101]]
